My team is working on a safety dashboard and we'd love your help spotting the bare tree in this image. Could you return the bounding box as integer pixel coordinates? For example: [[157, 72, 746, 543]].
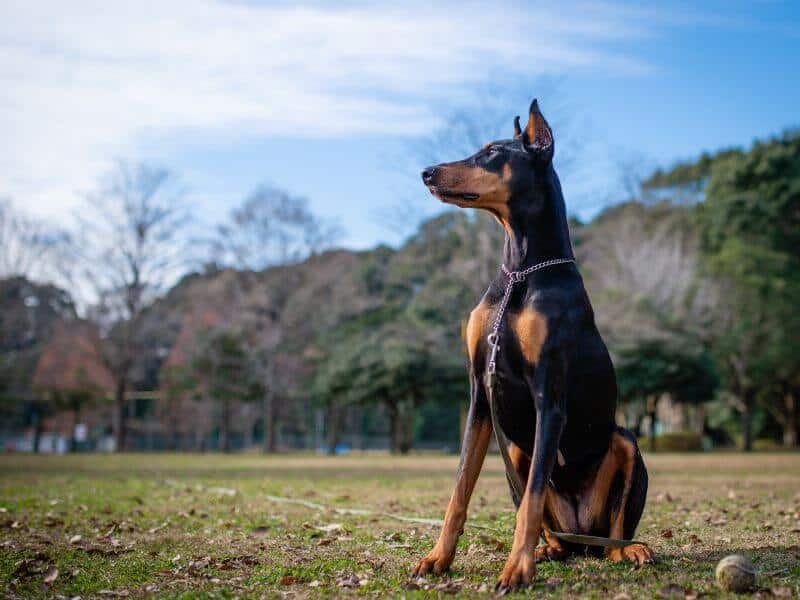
[[579, 202, 719, 346], [78, 161, 188, 451], [210, 185, 340, 271], [0, 198, 74, 285], [205, 185, 338, 451]]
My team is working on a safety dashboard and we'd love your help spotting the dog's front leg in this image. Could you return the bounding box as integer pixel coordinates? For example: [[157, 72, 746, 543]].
[[497, 354, 566, 592], [413, 375, 491, 576]]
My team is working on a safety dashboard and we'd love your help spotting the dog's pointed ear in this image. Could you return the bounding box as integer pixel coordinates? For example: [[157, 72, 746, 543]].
[[521, 99, 554, 162], [513, 115, 522, 139]]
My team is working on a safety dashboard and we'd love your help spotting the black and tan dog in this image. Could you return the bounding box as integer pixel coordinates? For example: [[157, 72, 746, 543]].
[[413, 99, 653, 592]]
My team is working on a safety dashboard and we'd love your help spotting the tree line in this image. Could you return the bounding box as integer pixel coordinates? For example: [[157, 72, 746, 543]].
[[1, 131, 798, 453]]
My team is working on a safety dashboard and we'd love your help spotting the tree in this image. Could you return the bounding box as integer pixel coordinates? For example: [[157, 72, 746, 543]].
[[31, 321, 115, 451], [192, 330, 260, 453], [78, 161, 188, 451], [616, 341, 717, 450], [312, 315, 465, 454], [210, 185, 340, 271], [0, 198, 74, 285], [207, 185, 339, 452], [698, 131, 800, 449]]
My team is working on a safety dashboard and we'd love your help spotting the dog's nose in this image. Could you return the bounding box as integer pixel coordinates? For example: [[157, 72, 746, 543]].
[[421, 167, 437, 184]]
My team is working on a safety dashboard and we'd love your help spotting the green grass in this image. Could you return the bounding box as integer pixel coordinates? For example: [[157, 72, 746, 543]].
[[1, 452, 799, 598]]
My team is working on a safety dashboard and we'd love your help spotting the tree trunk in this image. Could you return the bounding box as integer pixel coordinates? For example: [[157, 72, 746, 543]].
[[32, 410, 43, 453], [782, 391, 798, 447], [219, 397, 231, 452], [167, 398, 179, 451], [387, 401, 400, 454], [113, 378, 128, 452], [647, 395, 657, 452], [398, 399, 415, 455], [262, 389, 276, 453], [325, 401, 341, 455], [70, 407, 80, 453], [741, 391, 754, 452]]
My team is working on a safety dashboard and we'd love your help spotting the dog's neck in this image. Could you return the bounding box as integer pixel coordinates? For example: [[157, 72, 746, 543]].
[[502, 168, 575, 272]]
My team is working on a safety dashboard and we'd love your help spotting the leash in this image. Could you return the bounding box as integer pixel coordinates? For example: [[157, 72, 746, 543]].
[[484, 258, 642, 550]]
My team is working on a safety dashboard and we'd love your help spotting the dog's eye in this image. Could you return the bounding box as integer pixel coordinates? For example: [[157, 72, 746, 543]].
[[487, 146, 502, 157]]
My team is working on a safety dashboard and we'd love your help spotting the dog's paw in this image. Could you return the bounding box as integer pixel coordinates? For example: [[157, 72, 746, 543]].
[[495, 550, 536, 594], [412, 547, 454, 577], [607, 543, 655, 567]]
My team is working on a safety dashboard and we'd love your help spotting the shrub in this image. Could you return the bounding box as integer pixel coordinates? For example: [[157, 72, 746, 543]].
[[637, 432, 704, 452]]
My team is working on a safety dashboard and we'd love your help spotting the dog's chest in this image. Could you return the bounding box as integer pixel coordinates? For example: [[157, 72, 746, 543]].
[[466, 301, 549, 369]]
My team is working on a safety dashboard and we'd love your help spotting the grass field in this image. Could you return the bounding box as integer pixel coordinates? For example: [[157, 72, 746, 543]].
[[1, 452, 798, 599]]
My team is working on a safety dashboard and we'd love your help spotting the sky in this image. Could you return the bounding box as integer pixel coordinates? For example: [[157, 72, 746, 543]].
[[2, 0, 799, 250]]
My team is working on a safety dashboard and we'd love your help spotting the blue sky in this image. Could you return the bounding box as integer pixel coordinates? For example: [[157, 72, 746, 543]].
[[2, 1, 798, 250]]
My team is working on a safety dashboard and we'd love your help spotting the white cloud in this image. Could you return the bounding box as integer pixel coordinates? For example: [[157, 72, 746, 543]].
[[1, 0, 653, 219]]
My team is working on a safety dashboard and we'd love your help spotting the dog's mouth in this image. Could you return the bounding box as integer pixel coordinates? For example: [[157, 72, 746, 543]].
[[427, 186, 479, 202]]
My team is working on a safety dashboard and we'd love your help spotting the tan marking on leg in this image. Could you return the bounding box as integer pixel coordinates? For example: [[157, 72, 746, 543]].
[[508, 442, 530, 485], [465, 302, 490, 362], [509, 308, 548, 365], [413, 418, 492, 576], [545, 485, 579, 533], [602, 435, 654, 565], [497, 489, 543, 589], [578, 433, 626, 532]]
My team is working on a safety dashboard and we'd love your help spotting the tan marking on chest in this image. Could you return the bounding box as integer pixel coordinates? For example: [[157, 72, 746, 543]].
[[465, 301, 491, 362], [509, 308, 548, 365]]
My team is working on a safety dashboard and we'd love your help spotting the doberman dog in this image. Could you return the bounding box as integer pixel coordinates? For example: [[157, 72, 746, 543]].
[[413, 99, 653, 592]]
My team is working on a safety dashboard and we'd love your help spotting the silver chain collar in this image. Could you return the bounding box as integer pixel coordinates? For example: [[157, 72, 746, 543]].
[[486, 258, 575, 376]]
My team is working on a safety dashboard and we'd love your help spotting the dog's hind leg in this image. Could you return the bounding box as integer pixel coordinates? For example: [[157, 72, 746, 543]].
[[580, 428, 653, 565], [413, 375, 492, 576], [604, 428, 653, 565]]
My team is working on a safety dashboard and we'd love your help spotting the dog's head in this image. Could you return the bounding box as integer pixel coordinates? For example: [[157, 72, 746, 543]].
[[421, 99, 554, 223]]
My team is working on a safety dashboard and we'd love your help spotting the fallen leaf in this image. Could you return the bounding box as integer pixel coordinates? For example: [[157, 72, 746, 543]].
[[280, 575, 301, 585], [660, 529, 674, 539], [148, 522, 168, 534], [336, 574, 360, 588], [308, 580, 321, 587], [188, 557, 210, 572], [434, 579, 462, 594], [42, 566, 59, 585], [478, 534, 507, 551], [658, 583, 687, 598]]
